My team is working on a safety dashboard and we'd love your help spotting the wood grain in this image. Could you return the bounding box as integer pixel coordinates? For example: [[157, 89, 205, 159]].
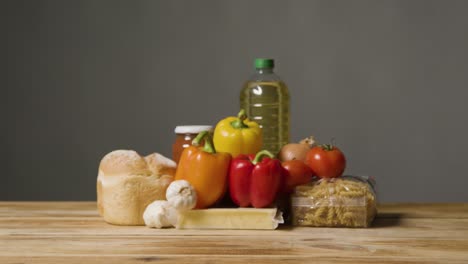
[[1, 202, 467, 264]]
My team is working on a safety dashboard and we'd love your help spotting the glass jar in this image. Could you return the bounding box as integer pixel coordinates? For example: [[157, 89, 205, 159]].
[[172, 125, 213, 163]]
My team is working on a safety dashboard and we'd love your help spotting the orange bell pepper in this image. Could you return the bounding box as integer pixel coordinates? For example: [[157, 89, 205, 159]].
[[175, 131, 231, 209]]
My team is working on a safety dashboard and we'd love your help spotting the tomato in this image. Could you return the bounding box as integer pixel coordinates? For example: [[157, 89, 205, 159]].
[[305, 145, 346, 178], [281, 159, 314, 193]]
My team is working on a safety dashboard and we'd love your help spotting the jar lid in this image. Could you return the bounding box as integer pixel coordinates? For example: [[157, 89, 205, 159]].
[[174, 125, 213, 134]]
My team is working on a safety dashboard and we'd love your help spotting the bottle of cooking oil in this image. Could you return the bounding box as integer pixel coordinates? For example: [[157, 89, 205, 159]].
[[240, 58, 290, 155]]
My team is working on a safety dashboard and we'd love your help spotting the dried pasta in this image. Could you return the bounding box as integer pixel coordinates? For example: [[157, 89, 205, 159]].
[[291, 176, 377, 227]]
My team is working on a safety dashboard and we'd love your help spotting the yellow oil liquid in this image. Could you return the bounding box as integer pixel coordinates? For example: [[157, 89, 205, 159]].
[[240, 81, 290, 155]]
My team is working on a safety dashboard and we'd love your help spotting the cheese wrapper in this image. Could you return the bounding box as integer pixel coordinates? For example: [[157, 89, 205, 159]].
[[176, 208, 283, 230]]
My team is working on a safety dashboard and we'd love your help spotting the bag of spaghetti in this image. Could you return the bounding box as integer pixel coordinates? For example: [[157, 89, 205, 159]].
[[291, 176, 377, 228]]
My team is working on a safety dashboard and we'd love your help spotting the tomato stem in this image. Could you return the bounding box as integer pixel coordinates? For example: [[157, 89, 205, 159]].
[[321, 144, 334, 151], [320, 138, 337, 151]]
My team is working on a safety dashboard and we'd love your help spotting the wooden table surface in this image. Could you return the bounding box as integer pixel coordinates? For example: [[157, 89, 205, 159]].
[[1, 202, 467, 264]]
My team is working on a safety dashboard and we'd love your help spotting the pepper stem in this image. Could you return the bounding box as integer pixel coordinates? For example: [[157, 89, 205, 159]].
[[252, 150, 275, 165], [230, 109, 249, 129], [192, 131, 216, 154]]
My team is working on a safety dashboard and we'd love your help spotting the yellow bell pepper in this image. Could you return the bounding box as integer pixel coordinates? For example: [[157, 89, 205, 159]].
[[213, 109, 262, 157]]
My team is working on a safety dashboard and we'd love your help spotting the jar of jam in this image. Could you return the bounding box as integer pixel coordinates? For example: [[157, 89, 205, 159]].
[[172, 125, 213, 164]]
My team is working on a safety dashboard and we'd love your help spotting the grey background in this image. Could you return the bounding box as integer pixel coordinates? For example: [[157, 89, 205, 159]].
[[3, 0, 468, 202]]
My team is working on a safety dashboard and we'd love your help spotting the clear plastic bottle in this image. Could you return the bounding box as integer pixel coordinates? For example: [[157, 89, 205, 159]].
[[240, 58, 290, 155]]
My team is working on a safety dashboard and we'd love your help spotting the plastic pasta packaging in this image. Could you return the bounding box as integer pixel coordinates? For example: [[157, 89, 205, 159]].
[[291, 176, 377, 228]]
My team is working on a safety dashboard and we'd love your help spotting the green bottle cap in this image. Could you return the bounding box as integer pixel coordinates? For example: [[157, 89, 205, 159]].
[[254, 58, 274, 69]]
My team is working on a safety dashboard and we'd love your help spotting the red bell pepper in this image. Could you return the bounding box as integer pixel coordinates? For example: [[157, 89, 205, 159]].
[[229, 150, 283, 208]]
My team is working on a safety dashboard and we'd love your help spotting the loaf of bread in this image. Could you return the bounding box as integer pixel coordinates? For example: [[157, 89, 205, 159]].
[[97, 150, 176, 225]]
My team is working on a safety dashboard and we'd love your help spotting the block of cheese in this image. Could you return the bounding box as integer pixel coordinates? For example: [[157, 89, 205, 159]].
[[176, 208, 283, 230]]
